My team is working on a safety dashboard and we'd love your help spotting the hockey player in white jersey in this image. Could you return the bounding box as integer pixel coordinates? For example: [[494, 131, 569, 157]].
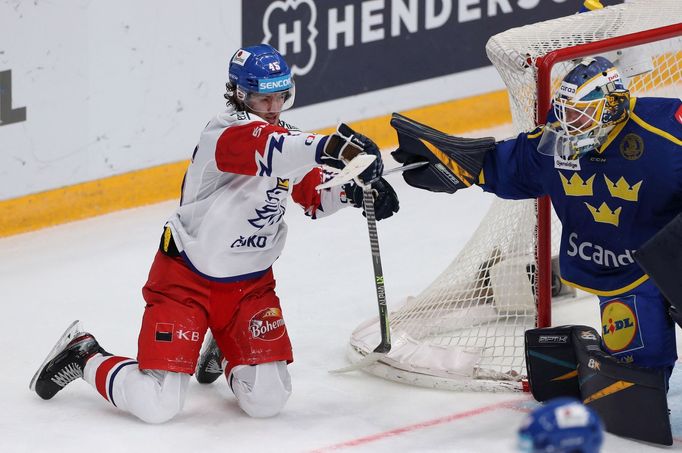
[[30, 44, 399, 423]]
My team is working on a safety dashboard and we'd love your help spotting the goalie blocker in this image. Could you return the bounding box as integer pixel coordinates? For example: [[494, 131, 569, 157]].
[[634, 212, 682, 327], [525, 325, 672, 445]]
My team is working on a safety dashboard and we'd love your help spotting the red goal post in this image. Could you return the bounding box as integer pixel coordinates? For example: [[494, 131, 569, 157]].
[[345, 0, 682, 392]]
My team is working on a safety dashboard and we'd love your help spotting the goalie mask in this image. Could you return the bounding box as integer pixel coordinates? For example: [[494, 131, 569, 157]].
[[226, 44, 295, 117], [538, 56, 630, 159], [517, 397, 604, 453]]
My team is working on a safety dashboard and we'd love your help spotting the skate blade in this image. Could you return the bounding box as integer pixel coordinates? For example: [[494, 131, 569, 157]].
[[198, 331, 215, 357], [29, 320, 82, 391], [195, 331, 214, 373]]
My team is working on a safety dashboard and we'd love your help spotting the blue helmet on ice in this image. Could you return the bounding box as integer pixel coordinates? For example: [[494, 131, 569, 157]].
[[540, 56, 630, 158], [226, 44, 295, 113], [518, 397, 604, 453]]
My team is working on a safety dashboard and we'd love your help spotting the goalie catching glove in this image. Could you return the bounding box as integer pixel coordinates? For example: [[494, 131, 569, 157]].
[[343, 178, 400, 221], [322, 123, 383, 185], [390, 113, 495, 193]]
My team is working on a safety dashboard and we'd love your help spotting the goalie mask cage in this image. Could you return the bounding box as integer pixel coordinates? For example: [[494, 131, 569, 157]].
[[346, 0, 682, 392]]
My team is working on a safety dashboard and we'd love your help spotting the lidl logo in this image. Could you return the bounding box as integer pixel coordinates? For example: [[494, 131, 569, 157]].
[[601, 298, 640, 353]]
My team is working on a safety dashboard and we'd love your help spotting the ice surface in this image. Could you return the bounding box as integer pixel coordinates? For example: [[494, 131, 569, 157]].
[[2, 137, 681, 452]]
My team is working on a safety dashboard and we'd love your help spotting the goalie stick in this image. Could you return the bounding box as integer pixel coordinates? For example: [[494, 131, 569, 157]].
[[330, 186, 391, 373], [316, 159, 428, 190], [382, 161, 429, 176]]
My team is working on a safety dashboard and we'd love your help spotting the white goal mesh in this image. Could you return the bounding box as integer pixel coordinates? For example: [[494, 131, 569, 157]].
[[347, 0, 682, 391]]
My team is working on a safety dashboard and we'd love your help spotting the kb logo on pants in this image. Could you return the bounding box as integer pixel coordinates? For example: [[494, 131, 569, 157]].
[[154, 322, 200, 342]]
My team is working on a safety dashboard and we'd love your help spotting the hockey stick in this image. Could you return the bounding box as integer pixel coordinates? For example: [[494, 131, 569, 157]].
[[330, 187, 391, 374], [316, 159, 427, 190], [382, 160, 429, 176], [316, 154, 376, 190]]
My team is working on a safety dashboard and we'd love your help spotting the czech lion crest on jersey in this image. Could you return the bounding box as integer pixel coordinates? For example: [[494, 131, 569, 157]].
[[248, 178, 289, 228]]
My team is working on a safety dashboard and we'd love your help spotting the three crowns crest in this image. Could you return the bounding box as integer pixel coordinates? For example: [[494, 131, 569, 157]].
[[604, 175, 641, 201], [585, 202, 622, 226], [560, 173, 595, 196], [559, 172, 642, 227], [560, 172, 642, 201]]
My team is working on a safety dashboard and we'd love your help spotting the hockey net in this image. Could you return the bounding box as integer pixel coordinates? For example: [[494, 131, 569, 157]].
[[346, 0, 682, 392]]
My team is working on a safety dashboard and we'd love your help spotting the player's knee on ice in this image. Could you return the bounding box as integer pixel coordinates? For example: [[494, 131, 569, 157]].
[[120, 370, 190, 424], [229, 361, 291, 418]]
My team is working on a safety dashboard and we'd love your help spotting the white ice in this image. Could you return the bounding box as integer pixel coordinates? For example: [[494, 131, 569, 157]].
[[2, 126, 681, 452]]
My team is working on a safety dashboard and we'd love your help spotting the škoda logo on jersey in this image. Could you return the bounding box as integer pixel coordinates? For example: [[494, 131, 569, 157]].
[[249, 307, 286, 341]]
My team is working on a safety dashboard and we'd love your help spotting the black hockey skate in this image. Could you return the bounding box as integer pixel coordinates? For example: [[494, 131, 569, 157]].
[[195, 331, 225, 384], [29, 320, 108, 400]]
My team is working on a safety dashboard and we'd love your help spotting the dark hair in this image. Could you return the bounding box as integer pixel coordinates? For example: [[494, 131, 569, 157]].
[[224, 82, 246, 110]]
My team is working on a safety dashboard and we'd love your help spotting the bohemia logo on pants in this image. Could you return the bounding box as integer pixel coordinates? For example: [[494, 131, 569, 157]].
[[249, 308, 286, 341], [600, 296, 643, 354]]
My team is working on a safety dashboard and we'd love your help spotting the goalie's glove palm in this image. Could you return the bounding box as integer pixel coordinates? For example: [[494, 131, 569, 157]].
[[344, 178, 399, 221], [322, 123, 383, 184], [390, 113, 494, 194]]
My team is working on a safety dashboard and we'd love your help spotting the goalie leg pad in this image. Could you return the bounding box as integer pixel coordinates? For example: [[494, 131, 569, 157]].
[[524, 326, 581, 402], [229, 361, 292, 418], [572, 326, 672, 445]]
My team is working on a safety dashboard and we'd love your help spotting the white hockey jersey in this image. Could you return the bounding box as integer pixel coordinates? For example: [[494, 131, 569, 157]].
[[166, 107, 350, 281]]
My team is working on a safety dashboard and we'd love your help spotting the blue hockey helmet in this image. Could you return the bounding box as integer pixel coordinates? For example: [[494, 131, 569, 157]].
[[226, 44, 295, 114], [539, 56, 630, 158], [518, 397, 604, 453]]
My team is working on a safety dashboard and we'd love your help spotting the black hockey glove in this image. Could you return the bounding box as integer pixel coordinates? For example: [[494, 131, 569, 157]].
[[343, 177, 399, 221], [322, 123, 383, 184], [390, 113, 495, 194]]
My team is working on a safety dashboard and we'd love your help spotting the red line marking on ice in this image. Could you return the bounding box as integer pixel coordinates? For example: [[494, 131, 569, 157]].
[[309, 396, 531, 452]]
